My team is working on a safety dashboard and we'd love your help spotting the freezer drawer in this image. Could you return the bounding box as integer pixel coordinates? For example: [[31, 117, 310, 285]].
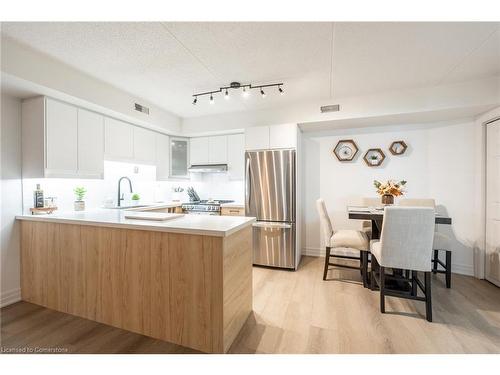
[[252, 222, 295, 269]]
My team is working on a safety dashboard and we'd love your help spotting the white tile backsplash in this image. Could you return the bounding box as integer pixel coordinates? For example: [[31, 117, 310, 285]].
[[22, 161, 244, 213]]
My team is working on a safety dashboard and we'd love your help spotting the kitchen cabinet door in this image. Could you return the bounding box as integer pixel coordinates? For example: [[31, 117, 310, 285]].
[[134, 126, 156, 164], [45, 98, 78, 174], [190, 137, 209, 165], [77, 108, 104, 178], [269, 123, 297, 149], [245, 126, 270, 150], [171, 138, 189, 178], [227, 133, 245, 180], [105, 117, 134, 161], [156, 133, 170, 180], [208, 135, 227, 163]]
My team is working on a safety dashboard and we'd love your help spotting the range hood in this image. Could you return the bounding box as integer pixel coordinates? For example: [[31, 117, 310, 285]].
[[188, 164, 228, 173]]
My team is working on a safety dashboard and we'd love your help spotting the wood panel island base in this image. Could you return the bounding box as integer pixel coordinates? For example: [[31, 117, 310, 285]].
[[18, 212, 255, 353]]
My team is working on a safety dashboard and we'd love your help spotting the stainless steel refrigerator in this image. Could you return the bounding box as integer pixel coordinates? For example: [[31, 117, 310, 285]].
[[245, 149, 296, 269]]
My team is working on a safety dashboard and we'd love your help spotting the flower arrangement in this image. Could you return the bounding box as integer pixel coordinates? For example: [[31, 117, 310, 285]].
[[373, 179, 407, 197]]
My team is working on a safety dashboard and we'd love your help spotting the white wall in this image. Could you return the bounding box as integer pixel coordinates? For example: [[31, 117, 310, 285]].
[[1, 93, 23, 306], [303, 119, 482, 276]]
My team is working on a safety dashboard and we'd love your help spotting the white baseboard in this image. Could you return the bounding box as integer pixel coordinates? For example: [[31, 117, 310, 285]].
[[1, 288, 21, 308], [302, 248, 475, 276]]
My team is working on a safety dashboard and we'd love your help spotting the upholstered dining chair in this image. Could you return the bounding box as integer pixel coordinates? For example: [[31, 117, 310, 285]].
[[361, 197, 382, 239], [399, 198, 452, 288], [370, 206, 435, 322], [316, 199, 370, 285]]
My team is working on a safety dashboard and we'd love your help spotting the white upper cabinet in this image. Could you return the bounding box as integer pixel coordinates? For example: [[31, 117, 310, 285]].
[[189, 137, 209, 165], [227, 134, 245, 180], [245, 124, 297, 150], [77, 108, 104, 178], [156, 133, 170, 180], [45, 98, 78, 175], [133, 126, 156, 164], [245, 126, 270, 150], [269, 123, 297, 149], [105, 117, 134, 161], [208, 135, 227, 164]]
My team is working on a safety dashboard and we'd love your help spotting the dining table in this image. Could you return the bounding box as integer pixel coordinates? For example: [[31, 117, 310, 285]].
[[347, 205, 453, 289]]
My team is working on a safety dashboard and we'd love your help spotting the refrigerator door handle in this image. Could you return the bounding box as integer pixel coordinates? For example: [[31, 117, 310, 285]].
[[252, 222, 292, 229], [245, 156, 251, 211]]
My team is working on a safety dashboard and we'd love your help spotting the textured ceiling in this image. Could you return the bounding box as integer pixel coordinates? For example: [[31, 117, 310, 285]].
[[1, 22, 499, 118]]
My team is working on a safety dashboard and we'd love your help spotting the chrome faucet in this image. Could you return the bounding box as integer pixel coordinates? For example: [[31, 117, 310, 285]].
[[117, 176, 133, 207]]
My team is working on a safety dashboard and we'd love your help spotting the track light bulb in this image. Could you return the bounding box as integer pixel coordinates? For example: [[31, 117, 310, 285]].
[[278, 86, 284, 95], [224, 89, 229, 99], [193, 97, 197, 105], [210, 94, 214, 104], [260, 88, 266, 98]]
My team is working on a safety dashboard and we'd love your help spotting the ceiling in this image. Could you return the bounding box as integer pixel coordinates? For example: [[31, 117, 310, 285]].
[[1, 22, 499, 118]]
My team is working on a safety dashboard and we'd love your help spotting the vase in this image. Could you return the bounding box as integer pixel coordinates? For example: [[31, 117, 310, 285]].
[[381, 194, 394, 205], [74, 200, 85, 211]]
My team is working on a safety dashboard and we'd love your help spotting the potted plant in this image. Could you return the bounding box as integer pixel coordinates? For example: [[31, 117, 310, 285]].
[[369, 154, 379, 165], [373, 179, 407, 205], [74, 186, 87, 211], [131, 193, 141, 205]]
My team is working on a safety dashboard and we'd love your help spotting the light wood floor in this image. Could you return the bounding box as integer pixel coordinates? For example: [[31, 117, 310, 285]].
[[2, 256, 500, 354]]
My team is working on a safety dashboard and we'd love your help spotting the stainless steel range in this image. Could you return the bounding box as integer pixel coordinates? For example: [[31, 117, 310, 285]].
[[182, 200, 234, 215]]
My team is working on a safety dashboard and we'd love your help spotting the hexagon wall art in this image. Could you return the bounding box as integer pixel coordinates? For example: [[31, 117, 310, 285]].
[[333, 139, 359, 162], [363, 148, 386, 167]]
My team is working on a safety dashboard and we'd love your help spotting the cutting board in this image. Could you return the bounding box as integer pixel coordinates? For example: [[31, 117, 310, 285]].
[[124, 212, 184, 221]]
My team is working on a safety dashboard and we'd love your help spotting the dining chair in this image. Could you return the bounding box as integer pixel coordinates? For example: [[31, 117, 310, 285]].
[[361, 197, 381, 239], [316, 199, 370, 285], [370, 206, 435, 322], [399, 198, 452, 288]]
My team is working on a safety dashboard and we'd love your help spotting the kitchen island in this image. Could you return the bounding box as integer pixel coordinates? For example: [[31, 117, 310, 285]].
[[16, 210, 255, 353]]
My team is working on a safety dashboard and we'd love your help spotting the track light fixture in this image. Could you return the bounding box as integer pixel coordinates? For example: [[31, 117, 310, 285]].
[[192, 81, 284, 105]]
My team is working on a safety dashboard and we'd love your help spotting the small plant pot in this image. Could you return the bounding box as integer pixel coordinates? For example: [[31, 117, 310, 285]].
[[381, 194, 394, 205], [131, 199, 141, 206], [74, 200, 85, 211]]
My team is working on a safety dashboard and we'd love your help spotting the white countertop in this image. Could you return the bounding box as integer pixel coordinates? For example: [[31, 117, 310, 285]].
[[16, 209, 255, 237], [122, 202, 182, 211]]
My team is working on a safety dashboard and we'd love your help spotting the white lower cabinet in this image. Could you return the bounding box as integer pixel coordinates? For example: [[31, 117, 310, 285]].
[[227, 134, 245, 180], [77, 108, 104, 178]]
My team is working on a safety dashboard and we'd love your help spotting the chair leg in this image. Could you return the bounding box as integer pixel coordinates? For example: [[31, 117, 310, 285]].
[[445, 250, 452, 288], [323, 247, 331, 280], [432, 249, 439, 273], [380, 266, 385, 313], [361, 251, 368, 288], [425, 271, 432, 322], [411, 270, 417, 297]]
